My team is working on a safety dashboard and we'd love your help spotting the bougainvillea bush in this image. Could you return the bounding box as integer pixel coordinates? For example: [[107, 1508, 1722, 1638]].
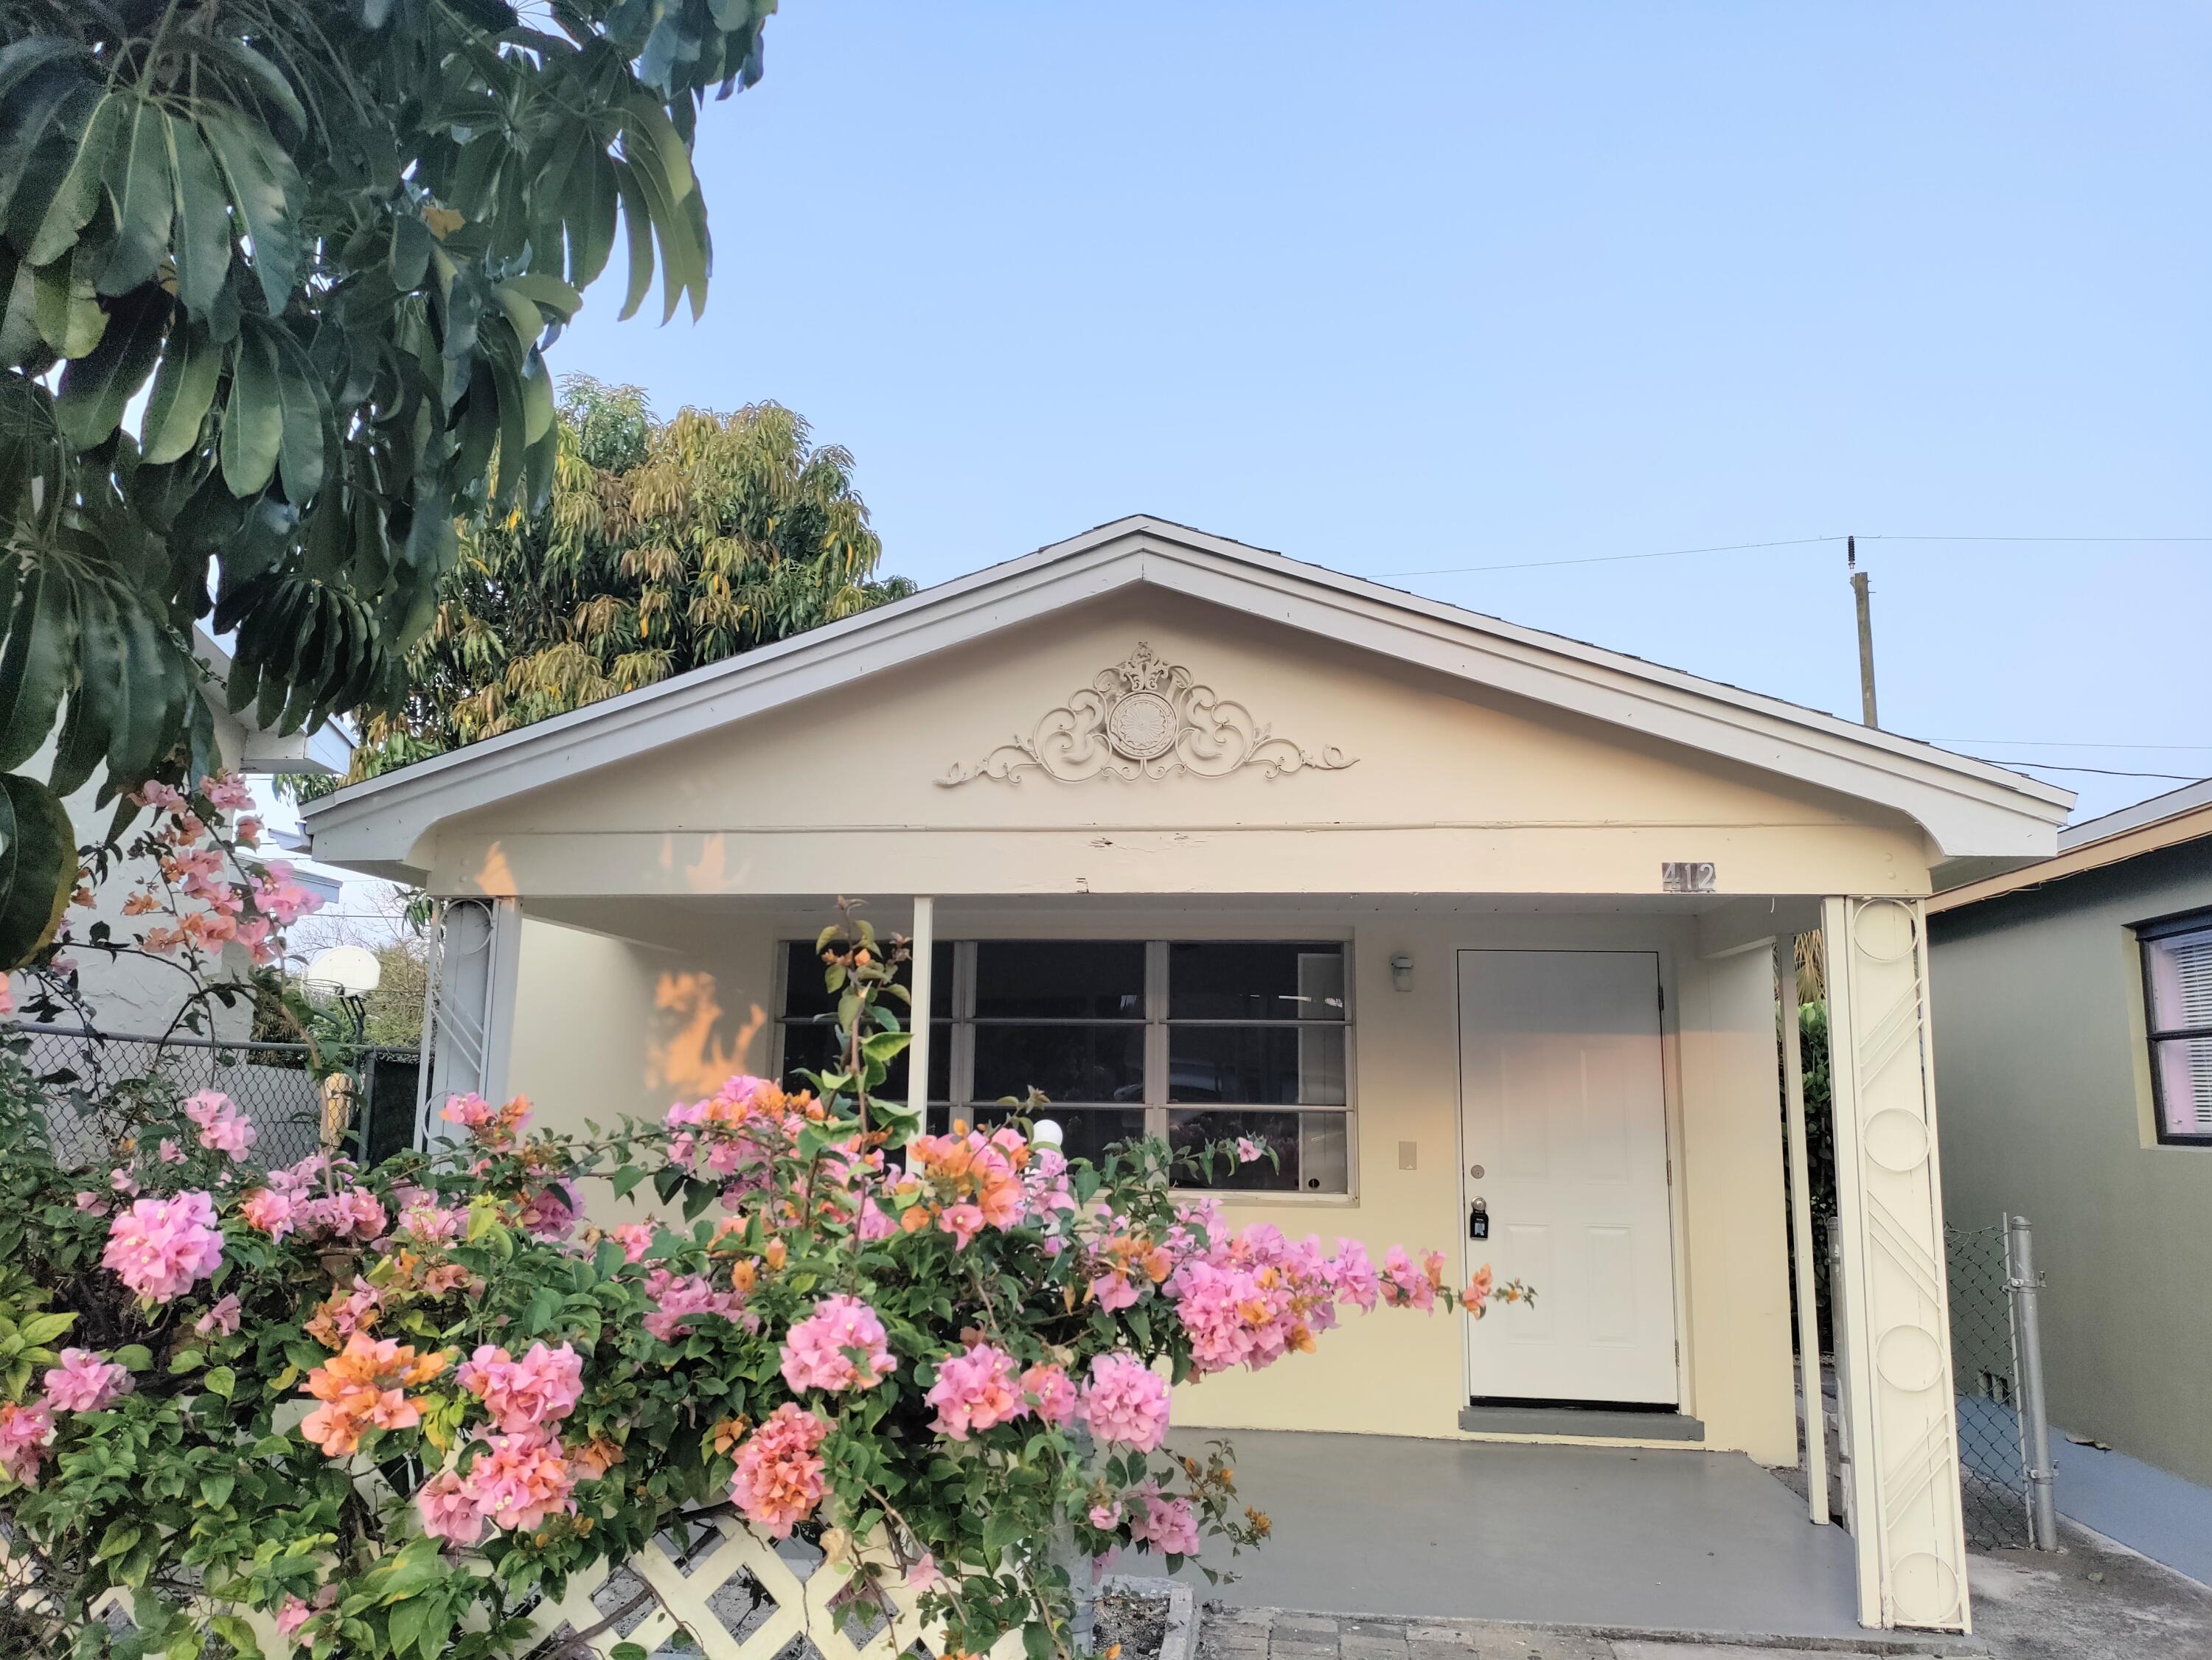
[[1, 904, 1526, 1660]]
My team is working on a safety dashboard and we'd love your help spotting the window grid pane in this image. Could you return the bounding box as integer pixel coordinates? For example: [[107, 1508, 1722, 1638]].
[[2142, 918, 2212, 1144], [780, 938, 1354, 1193]]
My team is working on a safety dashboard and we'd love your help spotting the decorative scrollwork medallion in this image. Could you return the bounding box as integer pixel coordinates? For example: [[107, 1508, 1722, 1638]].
[[940, 641, 1357, 787]]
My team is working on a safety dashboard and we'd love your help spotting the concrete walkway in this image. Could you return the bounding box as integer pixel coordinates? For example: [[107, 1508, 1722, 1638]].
[[1175, 1432, 1863, 1640], [1197, 1608, 1947, 1660]]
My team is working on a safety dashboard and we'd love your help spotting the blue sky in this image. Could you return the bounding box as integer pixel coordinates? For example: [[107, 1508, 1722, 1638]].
[[551, 2, 2212, 822]]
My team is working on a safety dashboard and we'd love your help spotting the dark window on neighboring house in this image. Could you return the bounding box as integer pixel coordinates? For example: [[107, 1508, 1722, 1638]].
[[773, 938, 1354, 1192], [2140, 912, 2212, 1144]]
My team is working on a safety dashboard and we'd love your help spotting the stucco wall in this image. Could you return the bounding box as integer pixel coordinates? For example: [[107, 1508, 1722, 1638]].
[[501, 900, 1799, 1465], [1928, 840, 2212, 1487]]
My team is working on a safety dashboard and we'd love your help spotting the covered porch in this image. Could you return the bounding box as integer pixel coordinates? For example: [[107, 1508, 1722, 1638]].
[[407, 884, 1960, 1633]]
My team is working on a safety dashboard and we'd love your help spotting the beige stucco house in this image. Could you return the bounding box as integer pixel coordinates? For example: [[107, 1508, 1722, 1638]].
[[302, 517, 2071, 1633]]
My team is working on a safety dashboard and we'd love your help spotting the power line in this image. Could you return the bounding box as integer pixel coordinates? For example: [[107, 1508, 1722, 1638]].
[[1374, 537, 1837, 579], [1932, 738, 2212, 753], [1979, 760, 2204, 781], [1374, 532, 2212, 581]]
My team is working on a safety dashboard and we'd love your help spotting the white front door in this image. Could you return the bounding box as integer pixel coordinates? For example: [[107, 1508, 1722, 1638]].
[[1458, 949, 1679, 1406]]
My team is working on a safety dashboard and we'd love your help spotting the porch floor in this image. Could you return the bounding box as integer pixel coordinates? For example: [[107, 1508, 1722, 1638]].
[[1172, 1432, 1863, 1639]]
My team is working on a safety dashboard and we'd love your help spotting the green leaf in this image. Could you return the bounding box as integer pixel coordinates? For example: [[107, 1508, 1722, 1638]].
[[30, 244, 107, 358], [198, 108, 299, 315], [55, 285, 169, 449], [164, 114, 232, 314], [207, 1614, 264, 1659], [860, 1030, 912, 1065], [94, 94, 173, 295], [389, 210, 431, 292], [110, 591, 182, 785], [24, 90, 117, 265], [567, 142, 619, 288], [49, 580, 120, 796], [262, 320, 330, 502], [199, 1469, 235, 1506], [113, 1343, 153, 1372], [613, 161, 655, 322], [501, 272, 582, 322], [204, 1364, 235, 1399], [140, 317, 221, 464], [96, 1521, 142, 1562], [18, 1310, 74, 1343], [0, 566, 77, 771], [219, 321, 282, 492], [169, 1347, 205, 1373]]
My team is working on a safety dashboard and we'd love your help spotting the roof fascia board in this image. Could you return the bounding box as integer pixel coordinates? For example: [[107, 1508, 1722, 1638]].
[[1929, 803, 2212, 914], [304, 519, 2066, 865]]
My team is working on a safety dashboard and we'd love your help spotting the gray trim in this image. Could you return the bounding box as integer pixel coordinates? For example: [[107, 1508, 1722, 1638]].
[[1458, 1403, 1706, 1442]]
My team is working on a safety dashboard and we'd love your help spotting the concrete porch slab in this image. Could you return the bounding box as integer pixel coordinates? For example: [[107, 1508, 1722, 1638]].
[[1174, 1432, 1864, 1639]]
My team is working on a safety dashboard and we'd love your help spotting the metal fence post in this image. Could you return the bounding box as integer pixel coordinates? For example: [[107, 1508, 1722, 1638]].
[[2006, 1215, 2060, 1551]]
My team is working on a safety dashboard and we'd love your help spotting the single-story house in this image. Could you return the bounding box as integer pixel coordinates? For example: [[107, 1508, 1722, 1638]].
[[302, 516, 2072, 1633], [1928, 778, 2212, 1584]]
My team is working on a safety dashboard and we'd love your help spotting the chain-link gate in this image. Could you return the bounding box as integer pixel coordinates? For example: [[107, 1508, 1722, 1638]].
[[1945, 1220, 2055, 1549], [5, 1022, 418, 1173]]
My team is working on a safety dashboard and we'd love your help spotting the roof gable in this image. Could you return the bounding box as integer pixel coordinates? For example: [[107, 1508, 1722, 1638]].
[[302, 515, 2070, 876]]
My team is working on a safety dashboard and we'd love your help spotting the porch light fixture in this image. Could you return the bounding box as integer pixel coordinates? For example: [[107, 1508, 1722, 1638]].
[[1390, 953, 1414, 993], [1032, 1119, 1065, 1149]]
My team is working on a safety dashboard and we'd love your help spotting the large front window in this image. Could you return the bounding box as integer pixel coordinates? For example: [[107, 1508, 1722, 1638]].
[[775, 938, 1353, 1193], [2141, 912, 2212, 1145]]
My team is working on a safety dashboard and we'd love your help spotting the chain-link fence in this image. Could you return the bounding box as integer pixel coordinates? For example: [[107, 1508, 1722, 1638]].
[[1947, 1221, 2037, 1549], [4, 1021, 420, 1173]]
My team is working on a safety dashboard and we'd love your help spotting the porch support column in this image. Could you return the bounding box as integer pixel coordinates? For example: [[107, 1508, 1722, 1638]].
[[418, 896, 524, 1145], [908, 898, 935, 1119], [1777, 936, 1829, 1527], [1823, 897, 1969, 1633]]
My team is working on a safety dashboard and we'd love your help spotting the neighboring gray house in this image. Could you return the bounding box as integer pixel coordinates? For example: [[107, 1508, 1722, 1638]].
[[1928, 779, 2212, 1580]]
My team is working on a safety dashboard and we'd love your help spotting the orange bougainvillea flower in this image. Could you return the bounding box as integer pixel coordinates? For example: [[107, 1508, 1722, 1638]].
[[298, 1334, 448, 1457]]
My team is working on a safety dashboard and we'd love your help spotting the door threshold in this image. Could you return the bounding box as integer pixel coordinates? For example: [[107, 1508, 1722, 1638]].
[[1458, 1403, 1705, 1442]]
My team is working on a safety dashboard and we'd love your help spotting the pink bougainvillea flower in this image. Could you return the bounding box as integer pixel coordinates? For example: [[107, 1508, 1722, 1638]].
[[416, 1467, 487, 1546], [937, 1201, 987, 1251], [43, 1348, 132, 1412], [71, 1191, 105, 1214], [108, 1167, 139, 1196], [201, 771, 254, 812], [251, 860, 321, 926], [518, 1179, 580, 1240], [1128, 1485, 1200, 1557], [1235, 1136, 1265, 1164], [609, 1221, 655, 1263], [1088, 1501, 1124, 1530], [157, 1139, 184, 1165], [1020, 1362, 1079, 1427], [779, 1294, 897, 1394], [728, 1403, 830, 1539], [183, 1089, 257, 1159], [238, 1186, 296, 1241], [274, 1597, 313, 1639], [0, 1399, 57, 1485], [456, 1341, 585, 1436], [1079, 1353, 1171, 1451], [925, 1342, 1026, 1440], [102, 1190, 223, 1302], [460, 1430, 577, 1532], [195, 1294, 243, 1339], [905, 1551, 944, 1593]]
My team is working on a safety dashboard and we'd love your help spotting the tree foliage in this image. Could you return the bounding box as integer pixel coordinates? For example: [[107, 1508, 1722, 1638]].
[[309, 377, 913, 792], [0, 0, 779, 966]]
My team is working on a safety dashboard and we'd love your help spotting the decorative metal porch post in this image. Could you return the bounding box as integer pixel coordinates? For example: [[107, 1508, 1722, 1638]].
[[1821, 896, 1971, 1633]]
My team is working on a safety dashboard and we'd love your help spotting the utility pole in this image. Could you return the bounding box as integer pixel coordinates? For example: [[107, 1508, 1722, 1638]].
[[1847, 534, 1878, 728]]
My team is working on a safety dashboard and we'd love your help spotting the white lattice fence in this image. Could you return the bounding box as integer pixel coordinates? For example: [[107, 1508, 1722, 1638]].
[[9, 1522, 1028, 1660], [517, 1519, 1026, 1660]]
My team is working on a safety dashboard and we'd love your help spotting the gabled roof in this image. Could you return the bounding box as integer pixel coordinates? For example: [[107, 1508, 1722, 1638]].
[[301, 515, 2071, 878], [1930, 775, 2212, 915]]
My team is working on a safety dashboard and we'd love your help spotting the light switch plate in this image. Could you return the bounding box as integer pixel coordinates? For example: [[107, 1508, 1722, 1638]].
[[1397, 1140, 1418, 1171]]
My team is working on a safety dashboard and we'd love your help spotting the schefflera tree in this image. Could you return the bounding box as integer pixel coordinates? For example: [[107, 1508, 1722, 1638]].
[[0, 0, 776, 965]]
